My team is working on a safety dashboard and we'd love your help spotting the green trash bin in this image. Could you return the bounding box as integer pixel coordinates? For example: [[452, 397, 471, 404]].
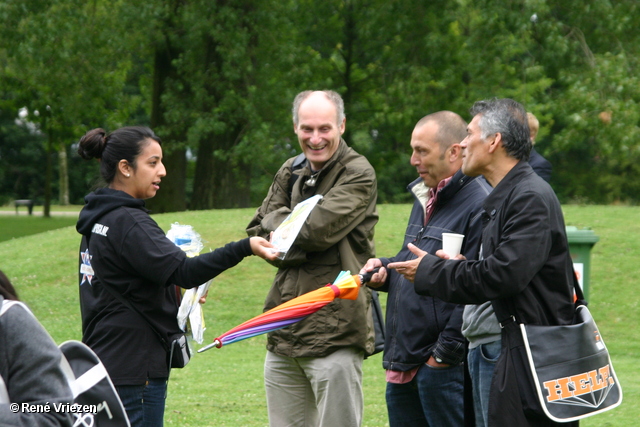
[[565, 226, 599, 301]]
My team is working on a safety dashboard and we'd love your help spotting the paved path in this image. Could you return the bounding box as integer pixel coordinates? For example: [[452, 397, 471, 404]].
[[0, 210, 79, 217]]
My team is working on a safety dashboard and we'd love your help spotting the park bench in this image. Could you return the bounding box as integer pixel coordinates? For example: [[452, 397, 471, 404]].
[[14, 199, 34, 215]]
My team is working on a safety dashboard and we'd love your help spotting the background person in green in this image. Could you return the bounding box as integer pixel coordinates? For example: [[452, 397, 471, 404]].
[[247, 90, 378, 427]]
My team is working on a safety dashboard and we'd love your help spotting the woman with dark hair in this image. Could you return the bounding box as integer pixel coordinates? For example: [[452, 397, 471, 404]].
[[0, 270, 74, 426], [76, 126, 276, 426]]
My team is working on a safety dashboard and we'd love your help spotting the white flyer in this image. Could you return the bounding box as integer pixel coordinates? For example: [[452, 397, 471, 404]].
[[271, 194, 323, 259]]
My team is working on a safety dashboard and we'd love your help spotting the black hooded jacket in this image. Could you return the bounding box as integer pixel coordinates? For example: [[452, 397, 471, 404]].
[[77, 188, 252, 384]]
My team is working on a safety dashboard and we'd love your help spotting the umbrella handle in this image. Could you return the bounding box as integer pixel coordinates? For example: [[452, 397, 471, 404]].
[[197, 339, 221, 353], [358, 267, 380, 285]]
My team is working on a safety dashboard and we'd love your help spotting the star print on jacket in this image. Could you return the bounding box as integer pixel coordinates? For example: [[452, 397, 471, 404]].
[[80, 249, 94, 286]]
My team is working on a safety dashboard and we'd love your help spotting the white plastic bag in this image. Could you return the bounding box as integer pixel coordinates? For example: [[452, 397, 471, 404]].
[[166, 223, 211, 344]]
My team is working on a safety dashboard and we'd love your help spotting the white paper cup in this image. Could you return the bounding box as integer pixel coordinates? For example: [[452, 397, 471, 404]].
[[442, 233, 465, 258]]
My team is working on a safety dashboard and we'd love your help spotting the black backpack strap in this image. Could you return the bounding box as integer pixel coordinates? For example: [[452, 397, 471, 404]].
[[288, 153, 307, 198], [490, 298, 515, 327]]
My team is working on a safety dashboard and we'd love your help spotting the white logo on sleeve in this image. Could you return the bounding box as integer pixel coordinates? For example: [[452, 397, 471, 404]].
[[80, 249, 94, 286], [92, 223, 109, 236]]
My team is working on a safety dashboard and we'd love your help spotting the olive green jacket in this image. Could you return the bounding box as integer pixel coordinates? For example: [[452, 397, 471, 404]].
[[247, 140, 378, 357]]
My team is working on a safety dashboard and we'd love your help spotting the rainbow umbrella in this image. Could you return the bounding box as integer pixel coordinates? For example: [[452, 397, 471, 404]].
[[198, 269, 377, 353]]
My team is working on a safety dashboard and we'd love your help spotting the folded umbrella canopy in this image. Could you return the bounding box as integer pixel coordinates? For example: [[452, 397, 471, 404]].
[[198, 269, 378, 353]]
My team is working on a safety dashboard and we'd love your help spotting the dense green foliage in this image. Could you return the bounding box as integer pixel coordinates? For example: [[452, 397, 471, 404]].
[[0, 112, 47, 205], [1, 0, 639, 209]]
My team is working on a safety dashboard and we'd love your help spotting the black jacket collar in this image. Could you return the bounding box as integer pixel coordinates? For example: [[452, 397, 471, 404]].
[[483, 161, 536, 216]]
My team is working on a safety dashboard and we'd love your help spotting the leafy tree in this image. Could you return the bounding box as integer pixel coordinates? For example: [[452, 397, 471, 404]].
[[0, 107, 47, 205], [288, 0, 563, 202], [1, 0, 639, 207], [540, 0, 640, 203], [137, 0, 299, 211], [132, 0, 190, 213], [0, 0, 137, 213]]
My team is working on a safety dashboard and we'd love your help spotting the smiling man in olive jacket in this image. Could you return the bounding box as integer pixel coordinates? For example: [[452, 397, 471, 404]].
[[246, 90, 378, 427]]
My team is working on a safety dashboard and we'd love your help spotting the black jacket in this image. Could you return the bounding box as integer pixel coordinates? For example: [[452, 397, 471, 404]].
[[529, 147, 552, 182], [414, 162, 576, 426], [77, 188, 252, 384], [378, 170, 491, 369]]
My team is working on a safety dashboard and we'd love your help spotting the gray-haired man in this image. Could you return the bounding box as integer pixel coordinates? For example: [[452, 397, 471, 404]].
[[247, 90, 378, 427]]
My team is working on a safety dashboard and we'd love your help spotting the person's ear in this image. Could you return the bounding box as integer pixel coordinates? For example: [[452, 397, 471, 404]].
[[448, 144, 462, 162], [118, 160, 131, 178], [488, 133, 502, 154], [338, 118, 346, 135]]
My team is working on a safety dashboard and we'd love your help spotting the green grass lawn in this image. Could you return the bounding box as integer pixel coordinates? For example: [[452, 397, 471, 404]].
[[0, 205, 635, 426], [0, 203, 83, 214], [0, 204, 81, 242], [0, 216, 78, 242]]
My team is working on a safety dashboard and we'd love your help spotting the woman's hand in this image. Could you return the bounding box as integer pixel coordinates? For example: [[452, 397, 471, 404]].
[[199, 289, 209, 304], [249, 236, 279, 261]]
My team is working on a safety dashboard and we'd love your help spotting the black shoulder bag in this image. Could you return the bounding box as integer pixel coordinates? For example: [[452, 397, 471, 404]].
[[491, 275, 622, 423]]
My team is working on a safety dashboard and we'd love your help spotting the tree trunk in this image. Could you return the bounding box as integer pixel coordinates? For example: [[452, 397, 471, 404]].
[[190, 135, 215, 210], [341, 0, 356, 144], [145, 36, 187, 214], [44, 125, 52, 218], [58, 144, 69, 205], [212, 152, 251, 209], [147, 147, 186, 213], [191, 131, 251, 210]]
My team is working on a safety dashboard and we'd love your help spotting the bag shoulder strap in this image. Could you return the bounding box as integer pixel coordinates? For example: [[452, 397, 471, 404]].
[[59, 340, 132, 426], [491, 270, 585, 326], [59, 341, 109, 398]]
